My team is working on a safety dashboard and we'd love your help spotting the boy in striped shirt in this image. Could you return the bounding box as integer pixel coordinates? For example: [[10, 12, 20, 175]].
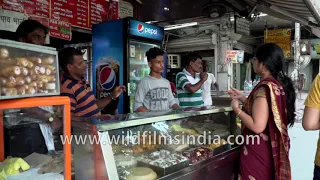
[[176, 52, 208, 108]]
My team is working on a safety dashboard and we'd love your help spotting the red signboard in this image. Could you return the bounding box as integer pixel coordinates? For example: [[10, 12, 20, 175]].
[[23, 0, 50, 18], [1, 0, 24, 13], [49, 19, 71, 40], [89, 0, 108, 27], [108, 0, 119, 21], [30, 15, 49, 27], [51, 0, 75, 23], [0, 0, 123, 38], [72, 0, 90, 29]]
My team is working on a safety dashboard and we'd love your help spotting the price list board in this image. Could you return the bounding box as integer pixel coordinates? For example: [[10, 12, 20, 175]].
[[72, 0, 89, 29], [89, 0, 108, 27], [23, 0, 50, 18], [1, 0, 24, 13], [1, 0, 114, 30], [51, 0, 75, 23]]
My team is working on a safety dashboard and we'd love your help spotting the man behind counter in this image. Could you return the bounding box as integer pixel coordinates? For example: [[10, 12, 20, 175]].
[[176, 52, 208, 108], [58, 47, 126, 118], [3, 19, 59, 157], [15, 19, 61, 126], [16, 19, 47, 45]]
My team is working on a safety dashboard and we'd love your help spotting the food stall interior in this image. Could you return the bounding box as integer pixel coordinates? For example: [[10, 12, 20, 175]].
[[73, 106, 241, 180]]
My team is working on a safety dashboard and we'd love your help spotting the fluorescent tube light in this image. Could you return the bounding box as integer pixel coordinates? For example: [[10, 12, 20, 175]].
[[230, 13, 268, 21], [146, 21, 158, 24], [164, 22, 198, 30]]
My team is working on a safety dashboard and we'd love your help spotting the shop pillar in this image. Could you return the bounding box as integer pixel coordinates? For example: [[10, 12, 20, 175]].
[[216, 33, 235, 91]]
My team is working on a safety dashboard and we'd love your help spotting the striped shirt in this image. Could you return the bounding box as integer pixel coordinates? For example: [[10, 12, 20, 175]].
[[60, 75, 101, 117], [176, 69, 204, 108]]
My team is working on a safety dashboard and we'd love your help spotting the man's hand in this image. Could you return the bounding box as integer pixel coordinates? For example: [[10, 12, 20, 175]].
[[200, 72, 208, 82], [135, 106, 149, 112], [51, 117, 62, 132], [111, 86, 126, 99]]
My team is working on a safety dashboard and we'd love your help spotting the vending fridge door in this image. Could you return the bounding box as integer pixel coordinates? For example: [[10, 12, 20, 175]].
[[128, 40, 160, 113]]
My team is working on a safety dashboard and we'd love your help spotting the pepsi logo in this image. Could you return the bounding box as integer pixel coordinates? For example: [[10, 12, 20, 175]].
[[99, 66, 116, 91], [137, 24, 144, 33]]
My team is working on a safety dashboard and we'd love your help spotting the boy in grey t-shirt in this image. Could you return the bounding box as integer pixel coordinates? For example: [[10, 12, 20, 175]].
[[134, 47, 179, 112]]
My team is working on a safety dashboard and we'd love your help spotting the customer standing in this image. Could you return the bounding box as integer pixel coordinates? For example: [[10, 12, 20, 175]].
[[201, 59, 219, 106], [302, 72, 320, 180], [227, 43, 296, 180], [176, 52, 207, 108], [133, 47, 179, 112]]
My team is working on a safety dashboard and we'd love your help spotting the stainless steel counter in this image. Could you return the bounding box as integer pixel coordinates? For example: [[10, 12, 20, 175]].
[[73, 106, 240, 180]]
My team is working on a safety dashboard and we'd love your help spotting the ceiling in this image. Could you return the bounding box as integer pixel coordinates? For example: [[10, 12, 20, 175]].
[[138, 0, 320, 36], [250, 14, 294, 33], [139, 0, 248, 23]]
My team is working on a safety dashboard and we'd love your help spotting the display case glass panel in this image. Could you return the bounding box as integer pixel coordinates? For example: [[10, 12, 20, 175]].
[[0, 96, 72, 180], [73, 107, 241, 180], [0, 39, 60, 99]]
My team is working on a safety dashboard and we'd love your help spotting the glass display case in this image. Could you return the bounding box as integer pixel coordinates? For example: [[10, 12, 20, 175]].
[[0, 96, 71, 180], [0, 39, 60, 99], [73, 106, 241, 180]]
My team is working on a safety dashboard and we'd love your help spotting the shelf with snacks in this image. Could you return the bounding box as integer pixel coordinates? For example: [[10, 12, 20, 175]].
[[0, 39, 71, 180], [130, 58, 148, 66], [73, 106, 241, 180], [130, 77, 142, 81], [0, 39, 60, 100]]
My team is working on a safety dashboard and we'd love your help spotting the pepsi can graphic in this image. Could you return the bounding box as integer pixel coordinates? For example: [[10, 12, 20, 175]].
[[96, 57, 120, 114]]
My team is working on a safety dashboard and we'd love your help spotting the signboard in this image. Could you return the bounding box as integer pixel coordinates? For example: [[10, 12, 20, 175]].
[[73, 0, 89, 29], [119, 0, 133, 18], [310, 39, 320, 59], [0, 0, 133, 38], [49, 19, 72, 40], [264, 29, 291, 58], [90, 0, 110, 26], [21, 0, 50, 18], [129, 19, 164, 42], [225, 50, 244, 63], [0, 9, 28, 32], [51, 0, 75, 23], [30, 15, 49, 27]]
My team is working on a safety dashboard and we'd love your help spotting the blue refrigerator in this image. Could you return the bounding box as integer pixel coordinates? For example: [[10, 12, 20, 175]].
[[92, 18, 165, 114]]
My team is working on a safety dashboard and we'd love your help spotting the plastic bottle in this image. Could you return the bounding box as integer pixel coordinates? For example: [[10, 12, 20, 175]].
[[248, 79, 253, 91], [256, 76, 260, 85], [244, 80, 248, 92], [252, 78, 257, 88]]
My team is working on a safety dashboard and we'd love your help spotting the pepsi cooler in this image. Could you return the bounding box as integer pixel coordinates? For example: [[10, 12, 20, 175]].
[[92, 18, 165, 114]]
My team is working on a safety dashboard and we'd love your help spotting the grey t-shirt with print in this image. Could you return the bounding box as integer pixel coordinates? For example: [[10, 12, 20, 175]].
[[133, 75, 176, 111]]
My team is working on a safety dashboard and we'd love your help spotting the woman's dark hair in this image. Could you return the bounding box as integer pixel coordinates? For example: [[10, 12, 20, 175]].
[[255, 43, 296, 127], [146, 47, 164, 62], [58, 47, 83, 73]]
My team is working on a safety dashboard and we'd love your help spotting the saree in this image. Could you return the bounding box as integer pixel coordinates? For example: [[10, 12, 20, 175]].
[[238, 77, 291, 180]]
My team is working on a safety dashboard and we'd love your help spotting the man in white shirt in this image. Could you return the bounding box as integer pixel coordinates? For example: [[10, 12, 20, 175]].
[[201, 60, 219, 106]]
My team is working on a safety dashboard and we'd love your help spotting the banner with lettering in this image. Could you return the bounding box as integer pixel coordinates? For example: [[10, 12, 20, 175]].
[[225, 50, 244, 64], [0, 9, 28, 32], [0, 0, 134, 36], [49, 19, 72, 40], [264, 29, 291, 58], [32, 15, 72, 40]]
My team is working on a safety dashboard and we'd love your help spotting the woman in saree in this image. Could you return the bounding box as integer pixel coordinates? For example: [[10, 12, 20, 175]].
[[227, 43, 296, 180]]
